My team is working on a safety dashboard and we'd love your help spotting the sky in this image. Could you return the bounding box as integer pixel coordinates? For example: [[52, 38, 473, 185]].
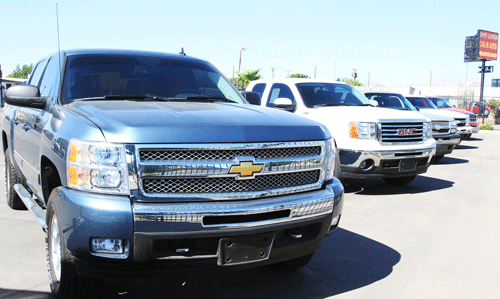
[[1, 0, 499, 87]]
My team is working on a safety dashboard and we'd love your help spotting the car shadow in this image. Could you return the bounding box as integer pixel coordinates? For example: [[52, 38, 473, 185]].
[[100, 229, 400, 299], [454, 144, 478, 150], [466, 137, 483, 141], [343, 175, 453, 195], [0, 289, 50, 298], [432, 156, 469, 165]]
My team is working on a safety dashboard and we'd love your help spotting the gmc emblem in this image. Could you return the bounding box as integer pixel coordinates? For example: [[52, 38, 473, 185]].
[[397, 128, 416, 136]]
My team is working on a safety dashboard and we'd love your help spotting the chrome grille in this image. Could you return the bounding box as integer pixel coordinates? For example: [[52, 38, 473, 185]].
[[469, 114, 477, 123], [140, 146, 321, 161], [142, 170, 320, 194], [134, 141, 326, 201], [454, 118, 467, 127], [380, 122, 425, 143], [432, 121, 451, 135]]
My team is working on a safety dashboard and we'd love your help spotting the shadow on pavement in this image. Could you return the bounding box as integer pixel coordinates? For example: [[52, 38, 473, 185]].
[[465, 137, 483, 141], [99, 229, 400, 299], [344, 175, 453, 195], [454, 144, 478, 150], [432, 156, 469, 165], [0, 289, 50, 299]]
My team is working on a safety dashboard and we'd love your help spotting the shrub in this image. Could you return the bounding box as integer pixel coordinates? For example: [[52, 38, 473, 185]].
[[480, 124, 493, 130]]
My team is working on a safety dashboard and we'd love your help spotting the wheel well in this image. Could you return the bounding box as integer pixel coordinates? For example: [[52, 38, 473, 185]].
[[40, 156, 62, 204], [2, 131, 7, 153]]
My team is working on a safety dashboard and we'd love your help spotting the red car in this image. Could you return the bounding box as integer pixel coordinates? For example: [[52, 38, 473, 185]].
[[466, 101, 491, 116]]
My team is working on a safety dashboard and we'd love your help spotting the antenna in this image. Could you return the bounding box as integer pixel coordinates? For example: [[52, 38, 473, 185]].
[[56, 3, 62, 71], [179, 48, 186, 56]]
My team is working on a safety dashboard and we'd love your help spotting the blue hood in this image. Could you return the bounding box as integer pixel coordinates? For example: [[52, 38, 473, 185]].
[[67, 101, 330, 143]]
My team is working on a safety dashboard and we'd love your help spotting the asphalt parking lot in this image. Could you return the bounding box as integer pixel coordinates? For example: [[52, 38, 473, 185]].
[[0, 131, 499, 299]]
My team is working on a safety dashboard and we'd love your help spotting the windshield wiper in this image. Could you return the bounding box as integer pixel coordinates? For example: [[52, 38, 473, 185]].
[[358, 103, 375, 106], [314, 103, 350, 107], [166, 96, 238, 103], [73, 94, 171, 102]]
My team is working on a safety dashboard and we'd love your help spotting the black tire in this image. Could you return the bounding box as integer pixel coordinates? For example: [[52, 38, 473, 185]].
[[433, 155, 445, 162], [383, 175, 417, 185], [46, 193, 102, 299], [5, 152, 27, 210], [269, 253, 314, 271], [464, 134, 472, 140]]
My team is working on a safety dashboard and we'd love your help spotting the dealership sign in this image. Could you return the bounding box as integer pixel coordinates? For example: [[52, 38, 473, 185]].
[[464, 30, 498, 62]]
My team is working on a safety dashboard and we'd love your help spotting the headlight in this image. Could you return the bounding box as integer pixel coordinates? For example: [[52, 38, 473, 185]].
[[450, 122, 457, 134], [67, 139, 129, 195], [349, 122, 377, 140], [425, 122, 432, 138], [325, 138, 335, 181], [466, 115, 471, 126]]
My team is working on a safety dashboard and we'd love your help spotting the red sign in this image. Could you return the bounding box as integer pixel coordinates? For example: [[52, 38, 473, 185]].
[[478, 30, 498, 61]]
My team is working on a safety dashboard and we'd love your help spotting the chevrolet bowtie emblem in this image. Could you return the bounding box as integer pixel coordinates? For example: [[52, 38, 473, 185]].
[[229, 161, 263, 178]]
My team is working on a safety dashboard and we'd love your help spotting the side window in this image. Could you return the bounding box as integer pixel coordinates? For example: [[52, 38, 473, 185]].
[[39, 58, 59, 97], [251, 83, 266, 99], [27, 60, 47, 87], [267, 83, 295, 108]]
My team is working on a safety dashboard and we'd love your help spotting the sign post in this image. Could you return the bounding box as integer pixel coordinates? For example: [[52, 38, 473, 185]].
[[464, 30, 498, 117]]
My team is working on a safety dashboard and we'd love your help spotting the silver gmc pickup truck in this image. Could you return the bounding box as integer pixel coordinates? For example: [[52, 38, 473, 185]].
[[2, 49, 344, 298]]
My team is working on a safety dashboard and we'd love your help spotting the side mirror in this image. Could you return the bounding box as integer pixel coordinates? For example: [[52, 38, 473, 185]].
[[415, 106, 420, 111], [369, 99, 379, 107], [241, 91, 261, 106], [5, 85, 47, 109], [273, 97, 296, 112]]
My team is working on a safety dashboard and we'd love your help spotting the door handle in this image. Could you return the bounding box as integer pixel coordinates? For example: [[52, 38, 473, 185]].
[[13, 119, 20, 125], [22, 124, 32, 131]]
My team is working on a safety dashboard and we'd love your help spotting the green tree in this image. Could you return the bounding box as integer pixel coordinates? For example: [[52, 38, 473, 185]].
[[340, 77, 363, 86], [289, 73, 309, 78], [236, 69, 261, 88], [7, 64, 34, 79]]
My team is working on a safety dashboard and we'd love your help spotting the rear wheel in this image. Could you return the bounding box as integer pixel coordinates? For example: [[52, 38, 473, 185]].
[[46, 194, 102, 299], [383, 175, 417, 185], [5, 152, 27, 210], [269, 253, 314, 271]]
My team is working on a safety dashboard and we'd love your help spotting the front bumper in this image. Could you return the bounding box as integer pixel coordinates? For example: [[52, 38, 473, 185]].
[[457, 126, 473, 135], [434, 134, 461, 156], [339, 146, 435, 178], [471, 126, 480, 133], [54, 180, 343, 278]]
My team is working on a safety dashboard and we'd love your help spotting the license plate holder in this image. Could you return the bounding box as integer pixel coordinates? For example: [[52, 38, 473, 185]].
[[400, 159, 417, 172], [217, 233, 275, 266]]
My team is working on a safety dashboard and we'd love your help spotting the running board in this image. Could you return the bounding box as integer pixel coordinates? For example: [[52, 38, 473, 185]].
[[14, 184, 47, 232]]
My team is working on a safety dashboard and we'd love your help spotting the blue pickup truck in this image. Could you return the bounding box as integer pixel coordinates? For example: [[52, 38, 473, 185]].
[[2, 49, 344, 298]]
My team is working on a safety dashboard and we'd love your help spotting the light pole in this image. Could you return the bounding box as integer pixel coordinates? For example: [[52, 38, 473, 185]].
[[237, 48, 246, 88]]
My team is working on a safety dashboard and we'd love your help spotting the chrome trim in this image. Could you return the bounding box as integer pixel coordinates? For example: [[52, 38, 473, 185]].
[[377, 119, 430, 145], [133, 189, 335, 231]]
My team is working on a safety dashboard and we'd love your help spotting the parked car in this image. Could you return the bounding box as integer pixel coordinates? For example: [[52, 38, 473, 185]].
[[427, 97, 478, 138], [466, 101, 491, 116], [247, 79, 436, 185], [362, 90, 460, 161], [407, 96, 473, 140], [2, 49, 344, 298]]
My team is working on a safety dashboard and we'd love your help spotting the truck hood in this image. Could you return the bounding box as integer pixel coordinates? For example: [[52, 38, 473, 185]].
[[416, 110, 454, 122], [440, 107, 473, 115], [67, 101, 330, 143], [300, 106, 429, 123], [418, 108, 467, 119]]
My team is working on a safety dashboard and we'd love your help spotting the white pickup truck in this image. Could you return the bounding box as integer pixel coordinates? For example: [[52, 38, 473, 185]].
[[246, 79, 436, 185]]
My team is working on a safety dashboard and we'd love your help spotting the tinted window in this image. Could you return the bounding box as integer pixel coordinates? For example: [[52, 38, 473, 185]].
[[296, 83, 371, 108], [267, 83, 295, 107], [407, 97, 438, 109], [61, 54, 243, 105], [27, 60, 47, 87], [431, 97, 453, 108], [39, 58, 59, 97], [251, 83, 266, 98], [365, 93, 415, 110]]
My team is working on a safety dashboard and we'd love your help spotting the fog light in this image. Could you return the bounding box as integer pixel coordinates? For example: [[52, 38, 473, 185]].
[[91, 238, 124, 254], [328, 215, 341, 235], [359, 159, 374, 170]]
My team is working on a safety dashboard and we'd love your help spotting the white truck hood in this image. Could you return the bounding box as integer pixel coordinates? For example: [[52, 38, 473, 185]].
[[298, 106, 429, 123]]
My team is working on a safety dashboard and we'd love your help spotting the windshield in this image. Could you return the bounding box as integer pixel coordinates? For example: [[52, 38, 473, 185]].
[[61, 54, 244, 105], [430, 97, 454, 108], [406, 97, 438, 109], [295, 83, 372, 108], [364, 93, 416, 110]]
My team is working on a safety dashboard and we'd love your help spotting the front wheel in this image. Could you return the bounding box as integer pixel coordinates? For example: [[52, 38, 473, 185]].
[[383, 175, 417, 185], [46, 194, 102, 299], [433, 155, 445, 162]]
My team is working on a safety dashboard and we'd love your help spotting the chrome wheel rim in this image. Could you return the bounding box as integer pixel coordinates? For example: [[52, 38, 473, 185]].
[[50, 214, 62, 282]]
